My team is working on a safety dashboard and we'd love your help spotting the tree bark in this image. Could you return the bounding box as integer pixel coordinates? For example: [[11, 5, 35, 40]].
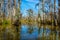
[[58, 0, 60, 24], [58, 0, 60, 38]]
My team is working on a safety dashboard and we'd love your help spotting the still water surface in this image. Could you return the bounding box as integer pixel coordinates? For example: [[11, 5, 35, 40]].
[[0, 24, 60, 40], [20, 24, 60, 40]]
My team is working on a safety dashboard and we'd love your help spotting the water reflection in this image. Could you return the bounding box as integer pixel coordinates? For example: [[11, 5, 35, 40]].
[[20, 24, 38, 40], [0, 24, 60, 40], [20, 24, 60, 40]]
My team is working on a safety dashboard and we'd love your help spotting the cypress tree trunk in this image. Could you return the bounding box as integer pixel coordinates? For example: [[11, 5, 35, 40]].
[[58, 0, 60, 24], [58, 0, 60, 39]]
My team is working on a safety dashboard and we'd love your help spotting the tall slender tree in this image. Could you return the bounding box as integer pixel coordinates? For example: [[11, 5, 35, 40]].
[[11, 0, 16, 24], [58, 0, 60, 38], [58, 0, 60, 24], [0, 0, 3, 19], [18, 0, 21, 19], [13, 0, 16, 17], [3, 0, 6, 20], [27, 9, 33, 23], [54, 0, 57, 26]]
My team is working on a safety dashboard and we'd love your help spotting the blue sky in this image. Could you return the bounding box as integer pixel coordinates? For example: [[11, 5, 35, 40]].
[[21, 0, 58, 17], [3, 0, 58, 17], [21, 0, 39, 16]]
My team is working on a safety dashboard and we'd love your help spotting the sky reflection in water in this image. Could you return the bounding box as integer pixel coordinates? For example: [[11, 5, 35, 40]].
[[20, 24, 51, 40]]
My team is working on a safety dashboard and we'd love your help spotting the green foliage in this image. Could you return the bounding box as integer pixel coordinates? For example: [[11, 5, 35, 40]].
[[2, 20, 11, 26]]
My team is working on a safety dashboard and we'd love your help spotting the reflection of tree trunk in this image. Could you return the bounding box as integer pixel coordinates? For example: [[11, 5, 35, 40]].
[[14, 19, 21, 40], [37, 20, 41, 40]]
